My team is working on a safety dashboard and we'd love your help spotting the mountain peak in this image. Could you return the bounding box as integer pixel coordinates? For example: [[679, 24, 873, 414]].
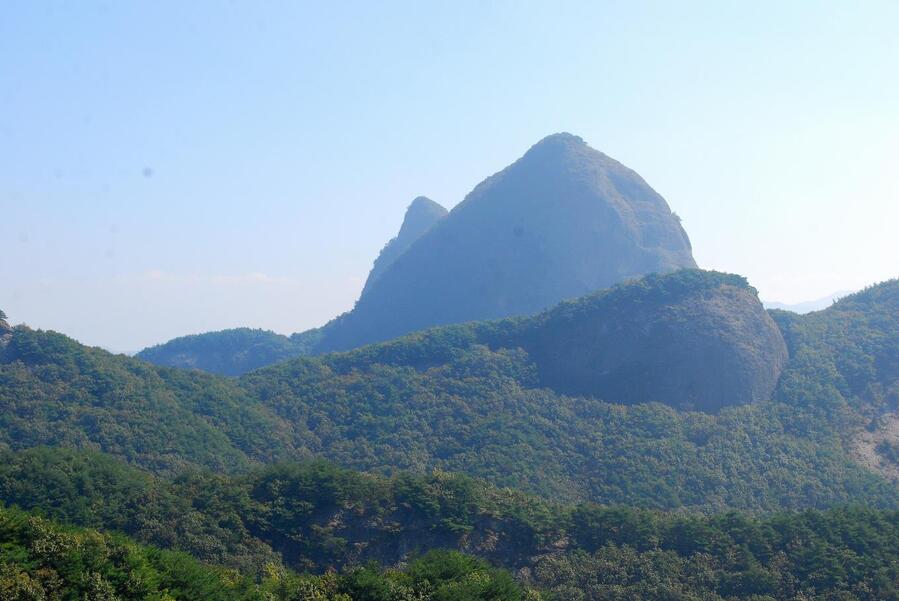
[[399, 196, 447, 239], [532, 131, 586, 146], [361, 196, 448, 296], [408, 195, 443, 210], [316, 135, 697, 352], [520, 132, 589, 159]]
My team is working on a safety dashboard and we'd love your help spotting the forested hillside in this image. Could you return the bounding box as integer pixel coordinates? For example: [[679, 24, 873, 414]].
[[773, 279, 899, 414], [0, 502, 526, 600], [0, 326, 303, 473], [3, 273, 899, 512], [2, 277, 899, 598], [2, 448, 899, 601]]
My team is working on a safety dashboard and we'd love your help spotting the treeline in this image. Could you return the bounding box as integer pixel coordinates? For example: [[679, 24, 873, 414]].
[[2, 448, 899, 600]]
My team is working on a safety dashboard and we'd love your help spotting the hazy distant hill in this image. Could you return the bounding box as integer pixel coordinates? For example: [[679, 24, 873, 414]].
[[316, 133, 697, 352], [764, 290, 853, 314]]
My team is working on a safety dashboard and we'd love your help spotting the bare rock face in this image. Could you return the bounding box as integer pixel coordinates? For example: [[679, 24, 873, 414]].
[[513, 270, 789, 412], [317, 133, 697, 352]]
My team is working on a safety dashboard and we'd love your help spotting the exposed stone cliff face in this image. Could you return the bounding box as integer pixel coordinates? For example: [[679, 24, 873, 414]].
[[317, 133, 697, 352], [511, 270, 789, 412]]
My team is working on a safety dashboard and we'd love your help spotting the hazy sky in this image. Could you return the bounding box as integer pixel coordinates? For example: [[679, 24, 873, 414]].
[[2, 1, 898, 352]]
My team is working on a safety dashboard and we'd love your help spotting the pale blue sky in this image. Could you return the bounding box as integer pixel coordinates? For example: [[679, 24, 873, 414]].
[[2, 1, 898, 351]]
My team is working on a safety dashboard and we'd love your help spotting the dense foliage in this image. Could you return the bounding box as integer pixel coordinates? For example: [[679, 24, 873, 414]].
[[247, 348, 896, 509], [137, 328, 324, 376], [773, 279, 899, 414], [0, 507, 261, 600], [0, 504, 527, 601], [533, 506, 899, 600], [2, 449, 899, 600]]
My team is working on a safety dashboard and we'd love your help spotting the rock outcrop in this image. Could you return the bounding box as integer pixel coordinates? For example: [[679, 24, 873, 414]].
[[509, 270, 789, 412]]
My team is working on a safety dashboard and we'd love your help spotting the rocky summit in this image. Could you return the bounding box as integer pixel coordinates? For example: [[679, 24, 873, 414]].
[[317, 133, 697, 352], [361, 196, 448, 296]]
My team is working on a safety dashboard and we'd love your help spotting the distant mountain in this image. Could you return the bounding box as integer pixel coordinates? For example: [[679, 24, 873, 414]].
[[316, 133, 697, 352], [136, 326, 324, 376], [764, 290, 853, 314], [361, 196, 447, 296]]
